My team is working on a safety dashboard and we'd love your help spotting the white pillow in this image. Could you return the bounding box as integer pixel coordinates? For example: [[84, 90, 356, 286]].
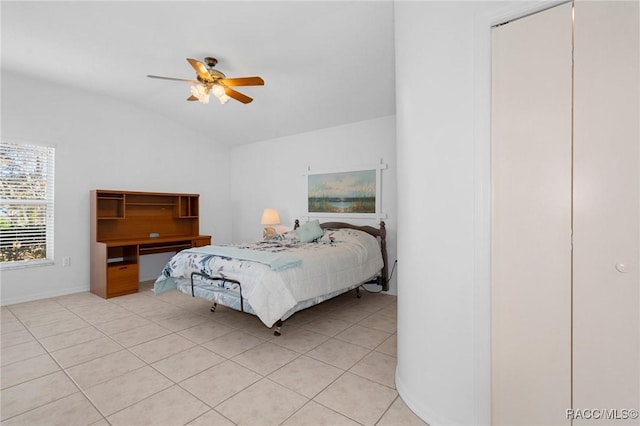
[[321, 228, 372, 243], [272, 230, 298, 241]]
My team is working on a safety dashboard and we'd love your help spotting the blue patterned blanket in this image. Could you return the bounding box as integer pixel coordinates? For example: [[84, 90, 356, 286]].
[[184, 245, 302, 271]]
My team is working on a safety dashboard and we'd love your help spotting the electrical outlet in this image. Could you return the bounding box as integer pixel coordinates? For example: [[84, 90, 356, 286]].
[[62, 257, 71, 267]]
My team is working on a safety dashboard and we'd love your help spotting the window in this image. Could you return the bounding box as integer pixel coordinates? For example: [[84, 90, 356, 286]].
[[0, 141, 55, 268]]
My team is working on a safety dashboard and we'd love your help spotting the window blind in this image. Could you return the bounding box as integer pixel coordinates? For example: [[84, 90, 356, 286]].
[[0, 141, 55, 267]]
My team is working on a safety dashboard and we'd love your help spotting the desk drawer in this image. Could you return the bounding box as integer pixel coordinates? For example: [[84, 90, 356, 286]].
[[192, 237, 211, 247], [107, 263, 139, 297]]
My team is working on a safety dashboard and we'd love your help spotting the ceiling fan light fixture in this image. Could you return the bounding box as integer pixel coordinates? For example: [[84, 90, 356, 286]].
[[211, 84, 230, 104], [190, 84, 210, 104], [211, 84, 225, 98], [150, 56, 263, 105]]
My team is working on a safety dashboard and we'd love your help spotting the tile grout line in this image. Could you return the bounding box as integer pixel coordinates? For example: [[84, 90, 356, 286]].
[[1, 300, 110, 425], [3, 289, 399, 425]]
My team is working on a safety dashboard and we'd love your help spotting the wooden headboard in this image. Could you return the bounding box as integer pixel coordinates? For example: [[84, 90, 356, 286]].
[[293, 219, 389, 291]]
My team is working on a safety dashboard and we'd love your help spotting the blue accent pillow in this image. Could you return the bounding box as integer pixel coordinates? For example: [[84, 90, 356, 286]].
[[296, 219, 324, 243]]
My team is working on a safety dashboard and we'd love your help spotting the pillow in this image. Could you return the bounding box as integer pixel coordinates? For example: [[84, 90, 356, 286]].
[[272, 230, 299, 242], [320, 228, 369, 243], [319, 230, 337, 244], [296, 219, 324, 243]]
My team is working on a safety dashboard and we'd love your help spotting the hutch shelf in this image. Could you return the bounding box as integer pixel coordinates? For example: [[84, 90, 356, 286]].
[[90, 190, 211, 298]]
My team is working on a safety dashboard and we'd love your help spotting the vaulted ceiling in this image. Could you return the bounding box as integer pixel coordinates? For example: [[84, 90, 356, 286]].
[[1, 1, 396, 146]]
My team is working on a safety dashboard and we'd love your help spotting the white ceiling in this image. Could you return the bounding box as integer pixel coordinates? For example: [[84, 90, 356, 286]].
[[1, 1, 396, 146]]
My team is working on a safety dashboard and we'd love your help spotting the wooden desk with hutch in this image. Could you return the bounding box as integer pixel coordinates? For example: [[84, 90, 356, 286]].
[[90, 190, 211, 298]]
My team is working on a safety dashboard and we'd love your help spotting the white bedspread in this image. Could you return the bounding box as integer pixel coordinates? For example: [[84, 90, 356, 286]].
[[153, 228, 383, 327]]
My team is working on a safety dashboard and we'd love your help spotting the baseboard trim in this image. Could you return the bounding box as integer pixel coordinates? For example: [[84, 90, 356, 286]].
[[395, 366, 456, 426], [1, 285, 91, 306]]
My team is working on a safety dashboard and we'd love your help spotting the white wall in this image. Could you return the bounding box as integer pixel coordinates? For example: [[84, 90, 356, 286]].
[[394, 2, 493, 425], [395, 1, 560, 425], [230, 116, 398, 295], [1, 71, 233, 305]]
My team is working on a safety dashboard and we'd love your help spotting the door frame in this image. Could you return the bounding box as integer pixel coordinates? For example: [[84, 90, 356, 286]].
[[471, 1, 572, 424]]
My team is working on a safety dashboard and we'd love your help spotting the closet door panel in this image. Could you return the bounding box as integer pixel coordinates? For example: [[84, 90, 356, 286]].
[[573, 1, 640, 420], [491, 4, 573, 425]]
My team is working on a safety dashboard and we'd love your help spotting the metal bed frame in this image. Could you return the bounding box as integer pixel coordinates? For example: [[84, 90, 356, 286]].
[[188, 220, 389, 336]]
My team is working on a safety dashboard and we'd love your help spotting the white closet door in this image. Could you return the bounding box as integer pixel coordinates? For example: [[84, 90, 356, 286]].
[[491, 3, 573, 425], [573, 1, 640, 422]]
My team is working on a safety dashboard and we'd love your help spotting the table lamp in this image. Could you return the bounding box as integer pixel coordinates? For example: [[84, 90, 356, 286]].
[[261, 208, 280, 240]]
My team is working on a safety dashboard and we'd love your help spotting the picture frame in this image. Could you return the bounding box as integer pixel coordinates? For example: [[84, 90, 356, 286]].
[[305, 161, 387, 219]]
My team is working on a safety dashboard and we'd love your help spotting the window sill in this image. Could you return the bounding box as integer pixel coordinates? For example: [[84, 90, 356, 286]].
[[0, 259, 55, 271]]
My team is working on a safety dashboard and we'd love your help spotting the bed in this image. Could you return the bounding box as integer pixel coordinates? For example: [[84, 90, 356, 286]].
[[153, 220, 389, 335]]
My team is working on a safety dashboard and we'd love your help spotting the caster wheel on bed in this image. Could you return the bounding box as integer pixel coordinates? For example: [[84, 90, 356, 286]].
[[273, 320, 283, 336], [210, 303, 217, 313]]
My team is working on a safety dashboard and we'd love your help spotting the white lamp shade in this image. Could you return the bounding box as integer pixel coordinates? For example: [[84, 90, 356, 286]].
[[260, 208, 280, 225], [211, 84, 225, 98], [190, 85, 210, 104]]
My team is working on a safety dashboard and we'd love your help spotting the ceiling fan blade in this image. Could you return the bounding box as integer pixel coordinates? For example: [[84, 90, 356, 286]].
[[224, 87, 253, 104], [220, 76, 264, 87], [186, 58, 213, 82], [147, 75, 200, 84], [187, 95, 198, 101]]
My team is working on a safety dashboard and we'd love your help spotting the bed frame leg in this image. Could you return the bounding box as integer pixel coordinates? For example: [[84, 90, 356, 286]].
[[210, 303, 217, 313], [356, 287, 361, 298], [273, 320, 283, 336]]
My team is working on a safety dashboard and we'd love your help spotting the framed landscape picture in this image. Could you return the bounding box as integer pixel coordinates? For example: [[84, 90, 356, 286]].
[[306, 165, 384, 219]]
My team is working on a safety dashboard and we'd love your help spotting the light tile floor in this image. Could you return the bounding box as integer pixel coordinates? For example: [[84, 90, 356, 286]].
[[0, 282, 428, 426]]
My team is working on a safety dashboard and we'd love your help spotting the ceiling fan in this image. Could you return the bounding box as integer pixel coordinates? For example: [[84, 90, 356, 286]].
[[147, 57, 264, 104]]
